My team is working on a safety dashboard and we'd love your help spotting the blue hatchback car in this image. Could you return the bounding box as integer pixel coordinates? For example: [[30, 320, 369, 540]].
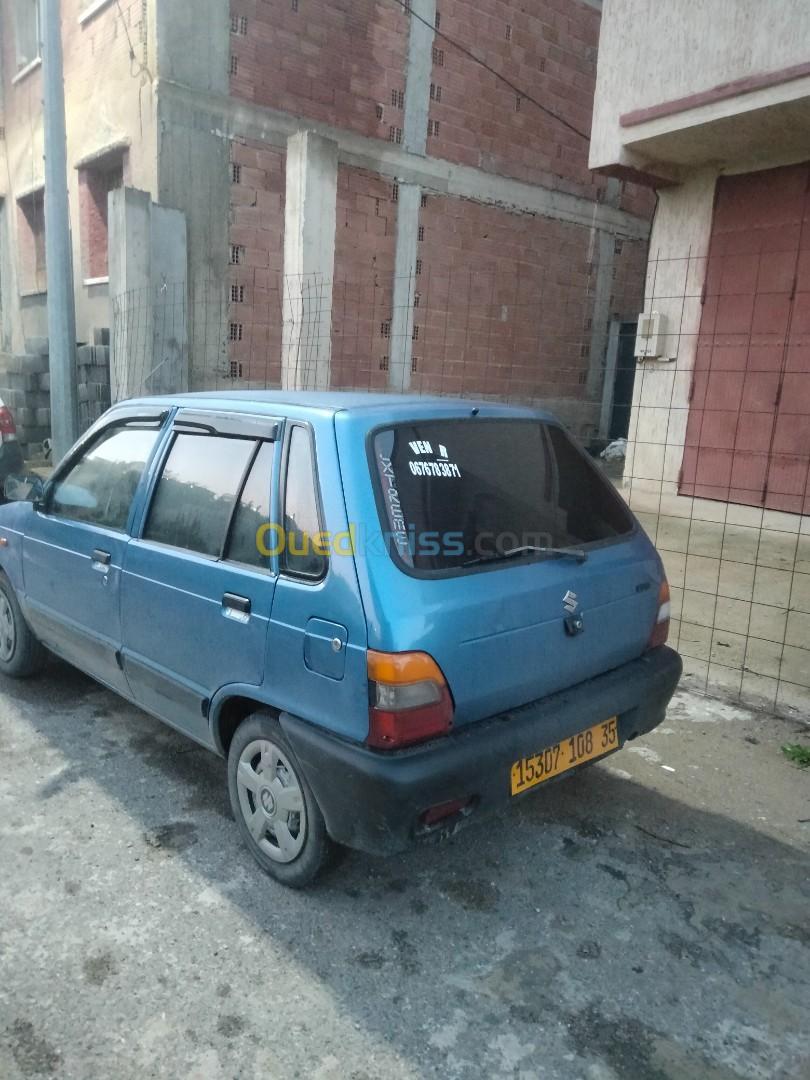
[[0, 393, 681, 886]]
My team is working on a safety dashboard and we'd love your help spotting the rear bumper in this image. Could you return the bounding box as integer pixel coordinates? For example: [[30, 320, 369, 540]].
[[281, 645, 683, 856]]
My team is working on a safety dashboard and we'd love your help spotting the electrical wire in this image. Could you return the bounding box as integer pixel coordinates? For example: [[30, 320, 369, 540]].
[[388, 0, 592, 143], [115, 0, 154, 83], [114, 0, 154, 140]]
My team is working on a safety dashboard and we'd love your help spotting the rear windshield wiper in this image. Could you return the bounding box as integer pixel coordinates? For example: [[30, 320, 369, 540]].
[[461, 545, 588, 568]]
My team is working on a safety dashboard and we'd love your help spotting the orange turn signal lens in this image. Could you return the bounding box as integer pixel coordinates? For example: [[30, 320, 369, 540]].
[[367, 649, 447, 687]]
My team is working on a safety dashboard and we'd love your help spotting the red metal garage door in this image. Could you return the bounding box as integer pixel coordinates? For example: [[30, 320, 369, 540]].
[[680, 162, 810, 514]]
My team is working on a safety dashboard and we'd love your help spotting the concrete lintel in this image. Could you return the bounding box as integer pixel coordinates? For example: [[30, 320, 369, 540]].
[[78, 0, 115, 25], [11, 56, 41, 85], [157, 79, 651, 240], [15, 179, 45, 201], [74, 138, 131, 171]]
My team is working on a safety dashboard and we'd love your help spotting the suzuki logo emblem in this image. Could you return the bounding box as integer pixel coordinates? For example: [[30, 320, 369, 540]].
[[563, 590, 578, 614]]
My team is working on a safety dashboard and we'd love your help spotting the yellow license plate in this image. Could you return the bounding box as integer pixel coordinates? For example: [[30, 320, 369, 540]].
[[511, 717, 619, 796]]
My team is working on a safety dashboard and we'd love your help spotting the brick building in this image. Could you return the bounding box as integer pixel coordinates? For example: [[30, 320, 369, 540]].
[[1, 0, 653, 440]]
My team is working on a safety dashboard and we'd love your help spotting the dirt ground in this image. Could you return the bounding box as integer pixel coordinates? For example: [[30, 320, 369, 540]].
[[0, 660, 808, 1079]]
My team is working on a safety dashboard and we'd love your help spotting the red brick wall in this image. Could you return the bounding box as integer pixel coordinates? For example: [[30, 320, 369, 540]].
[[229, 0, 409, 142], [221, 0, 653, 400], [426, 0, 601, 196], [226, 0, 653, 217], [408, 193, 597, 402], [227, 140, 286, 384], [222, 143, 649, 414], [331, 166, 398, 390], [79, 161, 124, 279], [619, 180, 657, 221], [610, 235, 649, 321], [17, 191, 46, 294], [226, 154, 402, 391]]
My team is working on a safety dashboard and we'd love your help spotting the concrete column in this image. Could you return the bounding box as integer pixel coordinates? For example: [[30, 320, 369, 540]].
[[586, 229, 616, 402], [282, 131, 339, 390], [108, 187, 188, 402], [42, 0, 79, 459], [599, 318, 622, 439], [389, 0, 436, 390], [389, 185, 421, 392], [154, 0, 230, 391], [402, 0, 436, 157]]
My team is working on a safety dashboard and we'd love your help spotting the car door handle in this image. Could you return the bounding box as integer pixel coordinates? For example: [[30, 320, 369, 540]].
[[222, 593, 251, 621], [91, 549, 112, 572]]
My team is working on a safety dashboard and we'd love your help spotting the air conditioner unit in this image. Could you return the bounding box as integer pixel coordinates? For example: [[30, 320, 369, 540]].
[[634, 311, 670, 360]]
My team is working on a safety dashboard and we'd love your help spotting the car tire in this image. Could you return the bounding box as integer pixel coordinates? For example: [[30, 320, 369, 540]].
[[227, 711, 335, 888], [0, 574, 47, 679]]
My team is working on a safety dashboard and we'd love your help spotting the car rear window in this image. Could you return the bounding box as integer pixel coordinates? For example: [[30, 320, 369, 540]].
[[370, 419, 634, 573]]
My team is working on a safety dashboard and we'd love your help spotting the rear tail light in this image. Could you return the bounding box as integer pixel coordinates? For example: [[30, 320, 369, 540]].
[[367, 649, 453, 749], [0, 407, 16, 443], [647, 578, 671, 650]]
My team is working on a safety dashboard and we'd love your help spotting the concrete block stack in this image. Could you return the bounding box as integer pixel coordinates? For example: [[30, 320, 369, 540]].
[[77, 329, 112, 433], [0, 329, 112, 460], [0, 341, 52, 458]]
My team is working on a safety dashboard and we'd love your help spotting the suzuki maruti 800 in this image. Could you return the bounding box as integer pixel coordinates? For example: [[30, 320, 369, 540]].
[[0, 393, 681, 886]]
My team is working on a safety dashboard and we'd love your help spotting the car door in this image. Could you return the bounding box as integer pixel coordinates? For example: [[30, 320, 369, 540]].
[[21, 410, 166, 694], [120, 409, 280, 747]]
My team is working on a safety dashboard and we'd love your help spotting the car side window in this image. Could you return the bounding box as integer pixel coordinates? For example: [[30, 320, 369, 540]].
[[144, 433, 255, 556], [226, 441, 274, 570], [283, 426, 326, 578], [50, 425, 160, 532]]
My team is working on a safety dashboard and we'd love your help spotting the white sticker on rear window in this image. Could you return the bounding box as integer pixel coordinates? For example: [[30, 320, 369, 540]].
[[375, 436, 412, 563], [408, 459, 461, 478]]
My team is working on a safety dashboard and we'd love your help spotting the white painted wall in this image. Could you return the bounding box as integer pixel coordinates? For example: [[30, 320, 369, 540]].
[[0, 0, 158, 353], [591, 0, 810, 173], [624, 168, 716, 485]]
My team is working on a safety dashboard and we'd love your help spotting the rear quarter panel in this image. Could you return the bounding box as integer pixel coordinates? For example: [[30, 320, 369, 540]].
[[263, 412, 370, 741]]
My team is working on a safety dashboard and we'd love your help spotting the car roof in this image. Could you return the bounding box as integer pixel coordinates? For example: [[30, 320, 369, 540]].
[[117, 390, 557, 423]]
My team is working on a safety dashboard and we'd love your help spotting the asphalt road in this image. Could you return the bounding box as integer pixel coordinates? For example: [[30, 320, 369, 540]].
[[1, 660, 808, 1080]]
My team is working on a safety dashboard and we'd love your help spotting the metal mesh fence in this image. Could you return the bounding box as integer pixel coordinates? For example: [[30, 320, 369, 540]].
[[622, 246, 810, 720], [110, 254, 647, 437], [109, 248, 810, 721]]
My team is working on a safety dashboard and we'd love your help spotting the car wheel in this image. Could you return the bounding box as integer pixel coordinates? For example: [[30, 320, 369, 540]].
[[0, 575, 47, 679], [227, 711, 335, 888]]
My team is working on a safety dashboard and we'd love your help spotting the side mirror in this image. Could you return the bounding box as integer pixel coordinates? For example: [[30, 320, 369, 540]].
[[3, 473, 45, 505]]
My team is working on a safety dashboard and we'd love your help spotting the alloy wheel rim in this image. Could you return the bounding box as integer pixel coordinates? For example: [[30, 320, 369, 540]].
[[0, 595, 16, 663], [236, 738, 306, 863]]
